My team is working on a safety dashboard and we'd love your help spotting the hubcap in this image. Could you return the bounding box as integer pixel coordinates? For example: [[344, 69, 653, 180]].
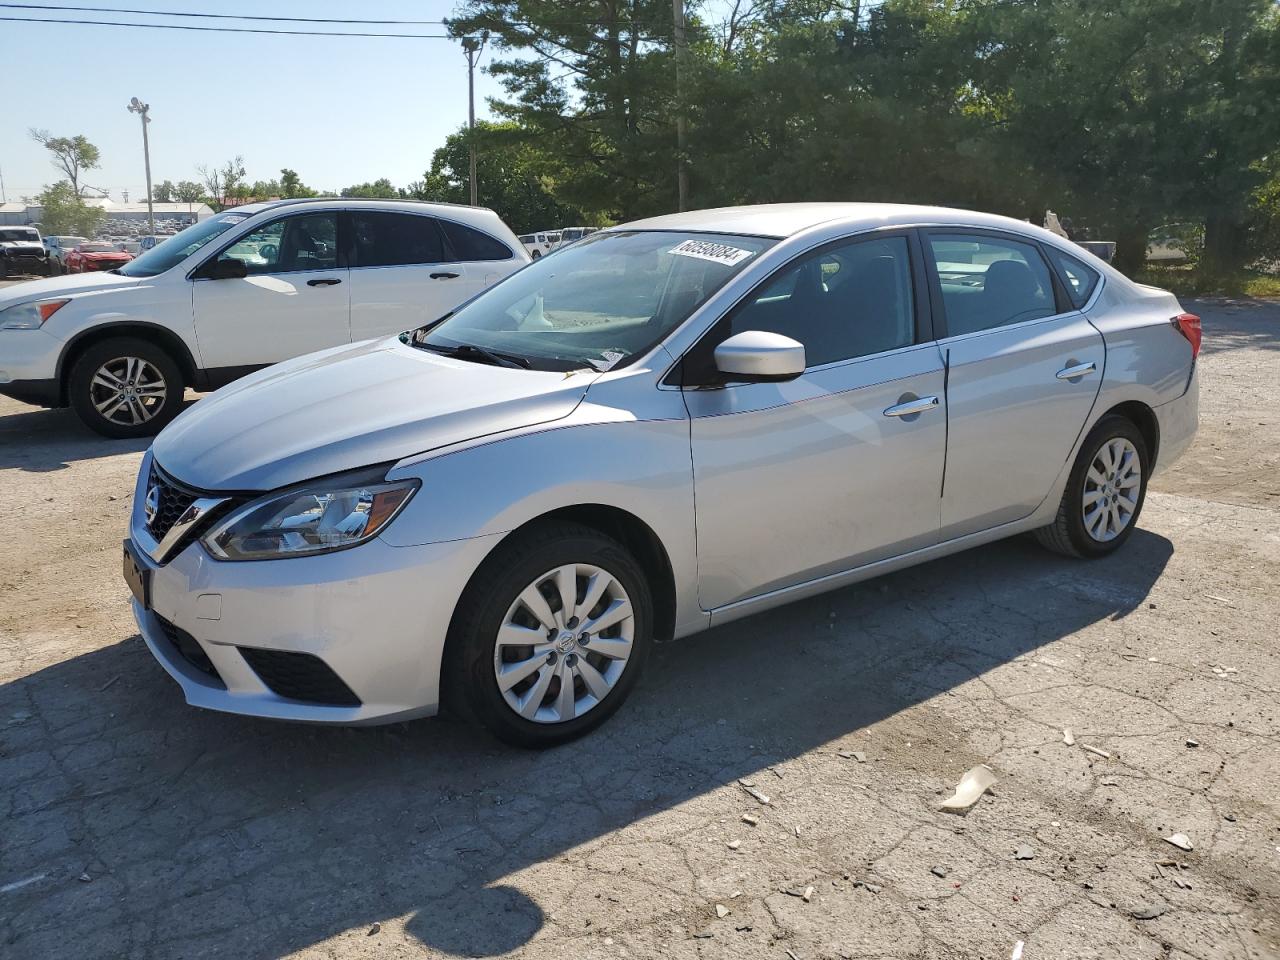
[[494, 563, 634, 724], [90, 356, 167, 425], [1082, 437, 1142, 542]]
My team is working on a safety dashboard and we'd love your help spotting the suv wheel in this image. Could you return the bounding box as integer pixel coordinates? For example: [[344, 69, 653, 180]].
[[68, 337, 184, 439], [1035, 414, 1149, 558], [446, 521, 654, 747]]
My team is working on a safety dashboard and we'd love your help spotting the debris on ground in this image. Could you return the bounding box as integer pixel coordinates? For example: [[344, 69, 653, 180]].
[[940, 764, 998, 811], [715, 904, 729, 919], [1185, 738, 1200, 748], [1224, 813, 1237, 822], [1131, 902, 1168, 920], [1014, 844, 1035, 860], [1204, 594, 1235, 606], [1100, 777, 1119, 786], [1011, 941, 1025, 960], [1164, 833, 1194, 852], [97, 675, 120, 693], [741, 813, 759, 826], [727, 839, 741, 850], [1081, 744, 1112, 759], [802, 885, 815, 902], [367, 922, 381, 936], [77, 873, 91, 883], [1063, 728, 1075, 746], [931, 866, 950, 878], [739, 780, 771, 805]]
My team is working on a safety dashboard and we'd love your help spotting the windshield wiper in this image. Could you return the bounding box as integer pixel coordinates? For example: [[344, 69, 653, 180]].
[[422, 342, 530, 370]]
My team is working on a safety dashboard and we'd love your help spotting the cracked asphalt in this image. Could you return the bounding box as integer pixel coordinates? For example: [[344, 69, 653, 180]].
[[1, 294, 1277, 960]]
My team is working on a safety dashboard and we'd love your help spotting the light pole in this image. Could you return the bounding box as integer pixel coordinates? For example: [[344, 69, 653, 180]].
[[461, 33, 487, 207], [127, 97, 155, 236]]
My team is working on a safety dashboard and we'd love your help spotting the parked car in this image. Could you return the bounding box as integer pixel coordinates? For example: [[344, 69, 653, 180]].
[[0, 226, 49, 277], [558, 226, 598, 246], [44, 235, 89, 274], [114, 239, 143, 256], [120, 203, 1200, 747], [0, 198, 528, 436], [65, 241, 134, 273], [518, 231, 560, 259]]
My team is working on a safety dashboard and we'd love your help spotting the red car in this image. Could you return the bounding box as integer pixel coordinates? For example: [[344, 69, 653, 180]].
[[65, 241, 133, 273]]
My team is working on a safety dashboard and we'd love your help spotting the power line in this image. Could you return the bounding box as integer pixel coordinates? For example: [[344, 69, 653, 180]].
[[0, 3, 451, 24], [0, 14, 473, 38]]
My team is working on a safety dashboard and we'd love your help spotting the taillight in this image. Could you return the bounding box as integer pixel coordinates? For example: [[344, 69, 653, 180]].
[[1172, 313, 1201, 360]]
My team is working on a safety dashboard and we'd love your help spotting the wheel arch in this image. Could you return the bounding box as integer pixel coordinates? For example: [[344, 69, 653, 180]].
[[57, 322, 198, 404], [1098, 400, 1160, 470]]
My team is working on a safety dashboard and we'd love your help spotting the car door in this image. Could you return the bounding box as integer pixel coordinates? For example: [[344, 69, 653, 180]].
[[924, 230, 1105, 539], [437, 217, 522, 299], [191, 211, 350, 371], [681, 231, 947, 610], [346, 210, 469, 341]]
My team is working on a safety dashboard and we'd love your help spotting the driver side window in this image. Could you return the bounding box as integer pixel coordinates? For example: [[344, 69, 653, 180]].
[[217, 213, 339, 276]]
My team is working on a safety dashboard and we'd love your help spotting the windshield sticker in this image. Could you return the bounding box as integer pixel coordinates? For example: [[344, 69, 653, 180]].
[[218, 215, 248, 225], [669, 239, 755, 266], [586, 350, 627, 372]]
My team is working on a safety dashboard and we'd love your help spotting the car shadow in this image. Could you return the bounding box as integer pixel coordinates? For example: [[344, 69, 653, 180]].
[[0, 529, 1172, 958], [0, 397, 201, 472]]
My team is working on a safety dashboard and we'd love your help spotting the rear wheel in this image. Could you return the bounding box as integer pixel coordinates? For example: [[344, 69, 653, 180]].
[[1034, 414, 1149, 558], [68, 337, 184, 439], [445, 522, 653, 747]]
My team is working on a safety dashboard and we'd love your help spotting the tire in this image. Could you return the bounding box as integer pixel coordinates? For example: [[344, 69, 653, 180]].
[[67, 337, 185, 439], [1034, 414, 1149, 559], [444, 521, 654, 748]]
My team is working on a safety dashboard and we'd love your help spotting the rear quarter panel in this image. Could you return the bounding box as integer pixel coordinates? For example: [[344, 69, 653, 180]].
[[1087, 281, 1193, 410]]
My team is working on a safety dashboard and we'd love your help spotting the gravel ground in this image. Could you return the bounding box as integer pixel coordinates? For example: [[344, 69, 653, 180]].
[[0, 292, 1277, 960]]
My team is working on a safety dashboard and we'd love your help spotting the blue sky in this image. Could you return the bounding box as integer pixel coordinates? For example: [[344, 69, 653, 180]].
[[1, 2, 507, 201]]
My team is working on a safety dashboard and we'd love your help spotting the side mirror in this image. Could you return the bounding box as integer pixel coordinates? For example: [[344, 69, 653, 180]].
[[713, 330, 806, 383], [208, 257, 248, 280]]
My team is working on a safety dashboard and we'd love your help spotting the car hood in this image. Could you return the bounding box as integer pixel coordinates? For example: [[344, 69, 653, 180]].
[[1, 240, 43, 252], [0, 270, 142, 305], [152, 337, 598, 491]]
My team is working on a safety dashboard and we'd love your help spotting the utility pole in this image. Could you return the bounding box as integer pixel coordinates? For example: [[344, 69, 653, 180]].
[[127, 97, 155, 235], [461, 33, 487, 207], [672, 0, 690, 211]]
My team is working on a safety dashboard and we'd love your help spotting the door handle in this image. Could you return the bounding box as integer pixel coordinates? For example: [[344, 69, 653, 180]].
[[430, 271, 460, 280], [306, 277, 342, 287], [1055, 361, 1097, 381], [883, 395, 940, 418]]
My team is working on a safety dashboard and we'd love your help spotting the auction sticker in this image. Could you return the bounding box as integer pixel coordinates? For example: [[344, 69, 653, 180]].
[[669, 239, 754, 266]]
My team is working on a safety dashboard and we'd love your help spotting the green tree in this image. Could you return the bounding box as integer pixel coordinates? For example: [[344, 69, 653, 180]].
[[36, 181, 105, 236], [197, 156, 247, 210], [280, 168, 318, 199], [340, 177, 399, 198], [28, 130, 101, 197], [421, 121, 584, 233], [153, 180, 175, 203]]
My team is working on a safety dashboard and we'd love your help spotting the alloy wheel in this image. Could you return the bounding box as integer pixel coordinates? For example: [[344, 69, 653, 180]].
[[90, 356, 168, 426], [1082, 437, 1142, 542], [493, 563, 634, 724]]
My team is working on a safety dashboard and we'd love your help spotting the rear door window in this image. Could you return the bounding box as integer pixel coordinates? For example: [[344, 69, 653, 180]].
[[351, 211, 446, 268], [927, 233, 1057, 336], [439, 219, 513, 261]]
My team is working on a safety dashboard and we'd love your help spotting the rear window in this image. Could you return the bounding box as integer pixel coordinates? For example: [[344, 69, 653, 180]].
[[440, 220, 513, 261], [1045, 246, 1101, 308]]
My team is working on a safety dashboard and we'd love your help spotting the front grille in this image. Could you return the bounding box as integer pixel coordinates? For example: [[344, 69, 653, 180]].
[[154, 614, 225, 687], [146, 464, 198, 542], [239, 648, 361, 706]]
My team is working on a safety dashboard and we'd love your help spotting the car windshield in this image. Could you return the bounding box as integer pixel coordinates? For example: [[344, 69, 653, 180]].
[[80, 242, 115, 252], [1, 229, 39, 242], [116, 213, 250, 277], [417, 230, 775, 372]]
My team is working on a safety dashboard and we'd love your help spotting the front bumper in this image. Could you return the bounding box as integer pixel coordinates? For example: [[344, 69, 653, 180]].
[[0, 328, 64, 397], [130, 528, 505, 724]]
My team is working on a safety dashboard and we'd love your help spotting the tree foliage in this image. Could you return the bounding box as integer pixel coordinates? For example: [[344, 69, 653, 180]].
[[340, 177, 399, 199], [36, 181, 105, 236], [28, 130, 101, 197], [197, 156, 247, 210]]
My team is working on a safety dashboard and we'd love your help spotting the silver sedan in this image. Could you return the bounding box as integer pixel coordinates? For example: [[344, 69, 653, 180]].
[[124, 203, 1200, 746]]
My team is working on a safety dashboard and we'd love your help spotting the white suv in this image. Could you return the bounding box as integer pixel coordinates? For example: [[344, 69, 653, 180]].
[[0, 199, 529, 437]]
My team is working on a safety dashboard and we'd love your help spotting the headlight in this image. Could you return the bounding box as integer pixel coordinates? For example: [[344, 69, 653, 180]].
[[0, 299, 69, 330], [202, 471, 419, 561]]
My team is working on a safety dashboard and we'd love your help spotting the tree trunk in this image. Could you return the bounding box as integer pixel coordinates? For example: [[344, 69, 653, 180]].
[[1202, 214, 1247, 274], [1112, 222, 1150, 276]]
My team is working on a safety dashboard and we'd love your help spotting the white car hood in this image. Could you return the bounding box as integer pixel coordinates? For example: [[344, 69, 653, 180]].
[[1, 240, 43, 252], [0, 270, 142, 305], [152, 337, 597, 491]]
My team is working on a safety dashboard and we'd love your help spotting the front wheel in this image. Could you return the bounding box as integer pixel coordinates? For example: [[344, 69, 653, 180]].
[[68, 337, 184, 439], [1034, 414, 1149, 558], [445, 522, 654, 747]]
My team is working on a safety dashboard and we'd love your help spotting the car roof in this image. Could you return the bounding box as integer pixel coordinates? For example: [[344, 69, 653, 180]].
[[240, 197, 506, 226], [617, 202, 1055, 240]]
